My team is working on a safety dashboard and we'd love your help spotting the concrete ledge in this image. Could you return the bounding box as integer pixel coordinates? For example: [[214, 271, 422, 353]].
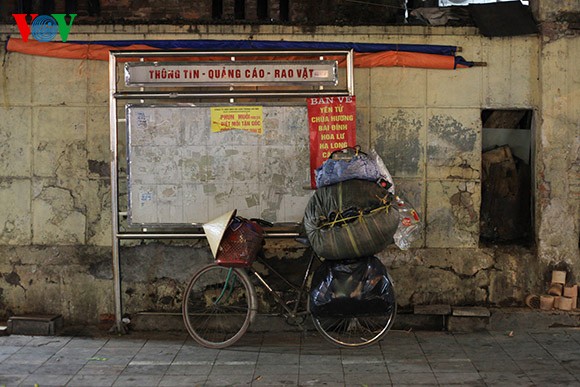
[[131, 311, 447, 333], [394, 313, 446, 331], [125, 308, 580, 335], [7, 314, 63, 336], [453, 306, 491, 317], [414, 304, 451, 315]]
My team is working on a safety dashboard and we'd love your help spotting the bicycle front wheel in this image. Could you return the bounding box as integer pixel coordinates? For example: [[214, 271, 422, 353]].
[[182, 264, 257, 349], [311, 293, 397, 348]]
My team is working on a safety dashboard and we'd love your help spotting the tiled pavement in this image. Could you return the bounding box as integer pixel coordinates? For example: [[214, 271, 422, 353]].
[[0, 328, 579, 386]]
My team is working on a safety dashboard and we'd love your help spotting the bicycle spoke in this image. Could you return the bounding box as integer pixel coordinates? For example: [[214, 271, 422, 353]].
[[312, 305, 396, 348], [182, 264, 256, 349]]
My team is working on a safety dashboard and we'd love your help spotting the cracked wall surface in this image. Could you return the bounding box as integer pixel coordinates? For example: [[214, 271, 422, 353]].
[[0, 21, 578, 324]]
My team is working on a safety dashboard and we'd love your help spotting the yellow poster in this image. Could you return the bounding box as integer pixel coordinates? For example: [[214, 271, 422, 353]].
[[211, 106, 263, 134]]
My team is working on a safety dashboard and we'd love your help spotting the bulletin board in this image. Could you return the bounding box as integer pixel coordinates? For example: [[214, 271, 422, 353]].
[[109, 49, 355, 334], [126, 104, 312, 225]]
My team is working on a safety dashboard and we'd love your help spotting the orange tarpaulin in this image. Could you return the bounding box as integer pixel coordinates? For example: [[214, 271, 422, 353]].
[[6, 38, 468, 69]]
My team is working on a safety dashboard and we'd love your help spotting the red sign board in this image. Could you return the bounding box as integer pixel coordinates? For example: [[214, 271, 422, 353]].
[[307, 96, 357, 188]]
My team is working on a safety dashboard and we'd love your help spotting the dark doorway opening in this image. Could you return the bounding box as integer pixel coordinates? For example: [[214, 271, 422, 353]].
[[279, 0, 289, 21], [480, 109, 534, 245], [212, 0, 223, 19], [257, 0, 268, 20], [235, 0, 245, 19]]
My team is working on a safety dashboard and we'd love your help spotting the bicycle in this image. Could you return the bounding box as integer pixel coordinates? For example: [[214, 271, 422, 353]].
[[182, 219, 397, 349]]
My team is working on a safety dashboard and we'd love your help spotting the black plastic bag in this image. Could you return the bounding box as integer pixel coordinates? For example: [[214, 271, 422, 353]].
[[309, 256, 396, 317]]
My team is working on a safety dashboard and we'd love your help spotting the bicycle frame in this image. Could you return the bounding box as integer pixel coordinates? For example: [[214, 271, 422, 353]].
[[182, 245, 397, 348], [248, 249, 319, 322]]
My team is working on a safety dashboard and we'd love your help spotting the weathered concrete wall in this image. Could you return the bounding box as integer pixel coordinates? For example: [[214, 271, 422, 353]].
[[534, 6, 580, 279], [0, 22, 578, 325]]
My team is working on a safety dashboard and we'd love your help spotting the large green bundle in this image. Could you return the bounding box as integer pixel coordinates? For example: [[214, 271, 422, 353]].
[[304, 179, 398, 260]]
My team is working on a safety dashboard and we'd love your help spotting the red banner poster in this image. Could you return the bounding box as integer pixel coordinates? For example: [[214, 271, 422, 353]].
[[307, 96, 357, 188]]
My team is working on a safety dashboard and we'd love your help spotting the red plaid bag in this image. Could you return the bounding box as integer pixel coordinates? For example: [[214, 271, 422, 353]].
[[215, 217, 264, 267]]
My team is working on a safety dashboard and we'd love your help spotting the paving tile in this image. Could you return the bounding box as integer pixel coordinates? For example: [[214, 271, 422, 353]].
[[428, 358, 478, 373], [342, 361, 388, 374], [344, 371, 391, 385], [513, 358, 565, 371], [461, 349, 511, 360], [112, 373, 164, 386], [298, 373, 345, 386], [32, 362, 85, 375], [257, 352, 300, 364], [45, 354, 94, 365], [0, 346, 23, 355], [175, 342, 217, 352], [382, 349, 426, 360], [170, 358, 214, 366], [562, 358, 580, 373], [95, 347, 142, 357], [0, 374, 28, 386], [545, 349, 580, 362], [299, 362, 343, 374], [259, 346, 302, 356], [215, 351, 259, 363], [158, 374, 208, 386], [120, 363, 170, 375], [300, 354, 342, 364], [0, 327, 579, 387], [0, 354, 11, 362], [21, 373, 74, 386], [102, 339, 147, 349], [504, 349, 554, 360], [210, 363, 257, 374], [165, 363, 213, 376], [2, 353, 52, 364], [470, 358, 522, 372], [300, 348, 342, 356], [341, 353, 384, 364], [26, 336, 71, 348], [0, 335, 34, 346], [67, 373, 119, 386], [0, 362, 41, 374], [434, 371, 486, 385], [251, 373, 299, 385], [12, 346, 60, 356], [205, 372, 255, 385], [386, 359, 432, 373], [65, 337, 109, 348], [423, 351, 470, 361], [172, 351, 218, 362], [524, 368, 580, 384], [77, 363, 126, 375], [390, 372, 438, 385], [129, 355, 177, 365], [478, 371, 534, 386], [84, 355, 133, 366], [254, 362, 298, 373]]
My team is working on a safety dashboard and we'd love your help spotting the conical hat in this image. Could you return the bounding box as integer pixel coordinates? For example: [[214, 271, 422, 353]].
[[203, 210, 237, 258]]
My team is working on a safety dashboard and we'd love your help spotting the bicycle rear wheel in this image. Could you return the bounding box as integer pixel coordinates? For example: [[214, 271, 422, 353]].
[[182, 264, 257, 349], [311, 293, 397, 348]]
